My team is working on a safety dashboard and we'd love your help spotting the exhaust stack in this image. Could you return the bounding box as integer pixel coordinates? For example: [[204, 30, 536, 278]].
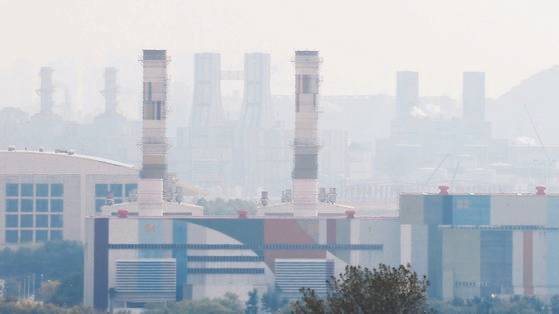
[[138, 50, 169, 216], [102, 67, 118, 115], [292, 51, 321, 212], [38, 67, 54, 114]]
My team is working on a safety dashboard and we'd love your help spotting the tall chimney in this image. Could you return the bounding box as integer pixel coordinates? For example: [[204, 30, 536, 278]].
[[102, 67, 118, 115], [137, 50, 168, 216], [462, 71, 485, 122], [396, 71, 418, 119], [38, 67, 54, 114], [292, 51, 321, 212]]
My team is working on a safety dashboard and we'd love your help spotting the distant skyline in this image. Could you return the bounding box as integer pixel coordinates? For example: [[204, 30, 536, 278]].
[[1, 0, 558, 116]]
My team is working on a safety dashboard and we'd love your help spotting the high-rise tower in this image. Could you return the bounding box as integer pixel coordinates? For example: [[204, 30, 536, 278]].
[[292, 51, 321, 212], [462, 71, 485, 122], [138, 50, 168, 215], [38, 67, 54, 114], [101, 67, 118, 115], [191, 53, 224, 129], [241, 53, 272, 128], [396, 71, 419, 119]]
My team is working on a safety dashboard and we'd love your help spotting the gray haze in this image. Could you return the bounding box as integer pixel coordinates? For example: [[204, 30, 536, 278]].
[[2, 0, 559, 117], [2, 0, 559, 204]]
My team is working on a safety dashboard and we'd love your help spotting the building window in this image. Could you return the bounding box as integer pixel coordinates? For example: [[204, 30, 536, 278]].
[[36, 230, 48, 242], [110, 184, 123, 197], [50, 215, 63, 228], [20, 230, 33, 243], [21, 184, 33, 197], [4, 182, 65, 244], [125, 184, 138, 197], [36, 215, 48, 228], [36, 184, 49, 197], [95, 184, 109, 197], [21, 199, 33, 212], [95, 183, 137, 211], [6, 230, 18, 243], [20, 215, 33, 228], [6, 215, 18, 228], [95, 199, 106, 212], [51, 184, 63, 197], [36, 199, 48, 212], [6, 199, 18, 212], [50, 199, 63, 212], [6, 184, 18, 197], [50, 230, 63, 241]]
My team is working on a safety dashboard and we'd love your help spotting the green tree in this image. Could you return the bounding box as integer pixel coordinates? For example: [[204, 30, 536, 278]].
[[261, 288, 288, 313], [200, 198, 257, 216], [292, 264, 429, 314], [145, 293, 243, 314], [48, 273, 83, 307], [430, 295, 549, 314], [38, 280, 61, 303], [245, 289, 258, 314], [0, 299, 97, 314], [0, 241, 83, 305], [552, 295, 559, 314]]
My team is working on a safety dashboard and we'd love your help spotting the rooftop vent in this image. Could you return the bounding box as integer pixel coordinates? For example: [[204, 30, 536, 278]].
[[238, 209, 248, 219], [260, 191, 269, 207], [438, 185, 449, 195]]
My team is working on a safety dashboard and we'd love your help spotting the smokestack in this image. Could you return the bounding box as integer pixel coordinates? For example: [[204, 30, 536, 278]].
[[102, 67, 118, 115], [462, 72, 485, 122], [191, 53, 224, 129], [241, 53, 272, 128], [292, 51, 321, 212], [38, 67, 54, 114], [396, 71, 418, 119], [137, 50, 169, 216]]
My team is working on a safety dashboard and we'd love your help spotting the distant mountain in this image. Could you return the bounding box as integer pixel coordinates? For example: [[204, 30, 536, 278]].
[[489, 66, 559, 145]]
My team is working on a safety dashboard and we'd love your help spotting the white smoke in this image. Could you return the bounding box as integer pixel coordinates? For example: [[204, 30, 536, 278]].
[[513, 136, 537, 146], [410, 103, 442, 119]]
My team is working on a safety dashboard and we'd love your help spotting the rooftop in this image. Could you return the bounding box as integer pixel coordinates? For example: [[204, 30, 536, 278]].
[[0, 149, 136, 169]]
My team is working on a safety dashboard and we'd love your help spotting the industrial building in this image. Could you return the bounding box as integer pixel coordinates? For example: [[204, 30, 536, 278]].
[[84, 214, 400, 309], [0, 149, 138, 246], [82, 50, 401, 311], [400, 186, 559, 300]]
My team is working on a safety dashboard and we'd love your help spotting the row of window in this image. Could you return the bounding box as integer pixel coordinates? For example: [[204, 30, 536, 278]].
[[6, 214, 63, 228], [187, 268, 265, 274], [95, 183, 137, 212], [186, 255, 264, 262], [6, 183, 63, 197], [109, 243, 384, 251], [5, 230, 63, 243], [95, 183, 138, 198], [6, 199, 63, 213]]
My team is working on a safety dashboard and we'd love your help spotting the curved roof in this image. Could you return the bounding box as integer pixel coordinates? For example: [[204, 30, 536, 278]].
[[0, 150, 138, 175]]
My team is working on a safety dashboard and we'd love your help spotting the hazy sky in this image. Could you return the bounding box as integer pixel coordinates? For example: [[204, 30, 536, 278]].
[[1, 0, 559, 115]]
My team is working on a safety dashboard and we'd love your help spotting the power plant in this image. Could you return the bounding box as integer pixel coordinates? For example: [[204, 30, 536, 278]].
[[4, 47, 559, 312]]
